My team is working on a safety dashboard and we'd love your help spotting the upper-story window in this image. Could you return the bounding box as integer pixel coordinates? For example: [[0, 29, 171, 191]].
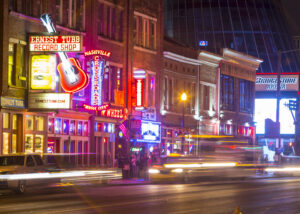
[[98, 2, 123, 42], [103, 65, 123, 103], [239, 79, 253, 113], [9, 0, 42, 17], [147, 75, 155, 107], [8, 39, 26, 88], [134, 13, 156, 50], [220, 74, 234, 111], [56, 0, 85, 31]]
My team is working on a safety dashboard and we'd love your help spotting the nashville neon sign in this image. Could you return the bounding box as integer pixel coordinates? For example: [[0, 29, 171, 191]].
[[84, 49, 111, 57], [91, 56, 104, 106]]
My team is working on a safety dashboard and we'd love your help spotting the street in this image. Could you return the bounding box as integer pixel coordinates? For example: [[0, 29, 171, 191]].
[[1, 177, 300, 214]]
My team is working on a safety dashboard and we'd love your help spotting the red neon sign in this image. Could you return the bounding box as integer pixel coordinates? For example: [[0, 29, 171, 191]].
[[136, 79, 143, 107], [84, 49, 111, 57], [83, 104, 109, 111]]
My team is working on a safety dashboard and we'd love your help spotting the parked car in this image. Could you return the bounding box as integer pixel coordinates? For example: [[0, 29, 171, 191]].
[[0, 153, 51, 193]]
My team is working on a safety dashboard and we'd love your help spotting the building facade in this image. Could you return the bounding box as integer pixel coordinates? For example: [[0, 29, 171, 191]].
[[1, 0, 163, 167]]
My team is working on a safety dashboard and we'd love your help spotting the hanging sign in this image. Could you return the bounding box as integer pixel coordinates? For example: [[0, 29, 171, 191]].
[[91, 56, 105, 106]]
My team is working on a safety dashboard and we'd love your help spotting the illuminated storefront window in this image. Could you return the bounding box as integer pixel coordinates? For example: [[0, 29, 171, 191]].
[[108, 123, 115, 133], [83, 122, 88, 136], [78, 121, 83, 136], [2, 132, 9, 154], [25, 134, 34, 153], [3, 113, 10, 129], [63, 120, 69, 135], [35, 135, 44, 153], [48, 118, 54, 133], [25, 115, 34, 130], [54, 118, 62, 134], [12, 114, 17, 130], [70, 120, 76, 135], [12, 134, 17, 154], [36, 116, 44, 131]]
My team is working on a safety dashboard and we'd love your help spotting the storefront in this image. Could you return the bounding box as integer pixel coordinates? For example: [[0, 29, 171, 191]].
[[1, 96, 47, 155]]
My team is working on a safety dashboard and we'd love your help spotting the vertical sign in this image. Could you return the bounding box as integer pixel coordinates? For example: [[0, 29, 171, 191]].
[[91, 56, 104, 106], [136, 79, 143, 107]]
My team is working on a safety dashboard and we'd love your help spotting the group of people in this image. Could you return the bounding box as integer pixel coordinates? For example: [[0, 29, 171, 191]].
[[118, 153, 156, 179]]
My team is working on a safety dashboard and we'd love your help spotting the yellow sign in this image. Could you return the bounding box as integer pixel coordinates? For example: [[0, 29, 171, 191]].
[[31, 55, 56, 90]]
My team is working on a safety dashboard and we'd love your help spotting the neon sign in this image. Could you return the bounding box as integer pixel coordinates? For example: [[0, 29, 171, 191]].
[[137, 121, 161, 143], [91, 56, 104, 106], [136, 79, 143, 107], [30, 35, 81, 52], [84, 49, 111, 57], [83, 104, 109, 111], [100, 108, 127, 119]]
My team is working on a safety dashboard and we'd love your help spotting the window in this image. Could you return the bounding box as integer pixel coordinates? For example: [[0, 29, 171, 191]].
[[148, 75, 155, 107], [56, 0, 63, 25], [12, 114, 17, 130], [220, 74, 234, 111], [48, 118, 54, 133], [36, 116, 44, 131], [33, 155, 44, 166], [83, 122, 88, 136], [70, 120, 76, 135], [25, 134, 34, 153], [164, 77, 168, 108], [204, 85, 210, 110], [3, 113, 10, 129], [168, 78, 173, 108], [63, 120, 69, 135], [12, 134, 17, 154], [25, 115, 34, 130], [98, 2, 123, 41], [103, 65, 123, 103], [2, 133, 9, 155], [134, 14, 157, 50], [26, 156, 35, 167], [35, 135, 44, 153], [8, 40, 26, 88], [239, 79, 254, 113], [77, 121, 83, 136], [72, 0, 85, 30], [54, 118, 62, 134]]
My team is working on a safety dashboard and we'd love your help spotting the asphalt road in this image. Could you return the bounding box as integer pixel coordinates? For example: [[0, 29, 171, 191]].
[[1, 177, 300, 214]]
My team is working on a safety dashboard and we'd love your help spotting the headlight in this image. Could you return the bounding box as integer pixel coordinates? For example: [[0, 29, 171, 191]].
[[148, 169, 160, 174], [171, 168, 183, 173]]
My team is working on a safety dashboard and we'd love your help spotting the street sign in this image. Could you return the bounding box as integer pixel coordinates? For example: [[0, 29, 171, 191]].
[[289, 100, 298, 110]]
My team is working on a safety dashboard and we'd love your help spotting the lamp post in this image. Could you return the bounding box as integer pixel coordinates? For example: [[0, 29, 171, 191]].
[[181, 92, 187, 154]]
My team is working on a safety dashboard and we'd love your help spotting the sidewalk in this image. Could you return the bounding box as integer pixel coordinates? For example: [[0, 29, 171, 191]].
[[107, 178, 151, 185]]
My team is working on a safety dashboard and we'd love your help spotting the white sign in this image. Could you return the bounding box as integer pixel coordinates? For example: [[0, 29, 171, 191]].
[[256, 75, 299, 91], [142, 107, 156, 121], [28, 93, 71, 109]]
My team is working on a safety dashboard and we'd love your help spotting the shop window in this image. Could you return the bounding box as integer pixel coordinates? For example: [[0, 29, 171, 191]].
[[2, 133, 9, 154], [3, 113, 10, 129], [83, 122, 88, 136], [48, 118, 54, 133], [95, 122, 102, 132], [25, 115, 34, 130], [64, 140, 70, 153], [108, 123, 115, 133], [54, 118, 62, 134], [77, 121, 83, 136], [35, 135, 44, 153], [63, 120, 69, 135], [12, 134, 17, 154], [36, 116, 44, 131], [12, 114, 17, 130], [70, 120, 76, 135], [25, 134, 34, 153]]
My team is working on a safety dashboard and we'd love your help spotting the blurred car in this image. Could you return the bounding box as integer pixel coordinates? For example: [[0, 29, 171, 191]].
[[0, 153, 51, 193]]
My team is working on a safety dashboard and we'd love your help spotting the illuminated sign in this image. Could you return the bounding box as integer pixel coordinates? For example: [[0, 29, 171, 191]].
[[137, 121, 161, 143], [84, 49, 111, 57], [133, 69, 146, 110], [83, 104, 109, 111], [1, 97, 25, 109], [31, 55, 56, 90], [29, 35, 82, 52], [254, 98, 295, 134], [199, 41, 208, 47], [91, 56, 104, 106], [100, 108, 127, 119], [28, 93, 71, 109], [136, 79, 143, 108], [256, 75, 299, 91]]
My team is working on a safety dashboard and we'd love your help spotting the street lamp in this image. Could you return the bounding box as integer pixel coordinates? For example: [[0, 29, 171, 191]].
[[181, 92, 187, 154]]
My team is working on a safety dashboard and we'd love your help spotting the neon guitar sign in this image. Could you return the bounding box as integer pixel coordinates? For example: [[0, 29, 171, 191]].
[[40, 14, 88, 93]]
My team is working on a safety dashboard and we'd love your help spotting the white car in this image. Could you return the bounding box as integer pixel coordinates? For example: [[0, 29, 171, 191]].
[[0, 153, 48, 193]]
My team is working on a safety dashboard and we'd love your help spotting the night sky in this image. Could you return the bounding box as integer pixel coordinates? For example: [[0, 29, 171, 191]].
[[281, 0, 300, 35]]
